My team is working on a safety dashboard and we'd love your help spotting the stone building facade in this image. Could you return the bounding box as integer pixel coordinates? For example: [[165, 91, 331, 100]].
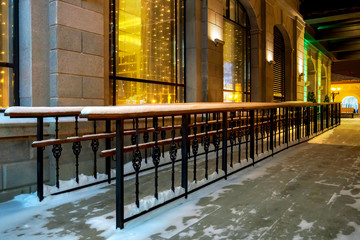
[[0, 0, 332, 202]]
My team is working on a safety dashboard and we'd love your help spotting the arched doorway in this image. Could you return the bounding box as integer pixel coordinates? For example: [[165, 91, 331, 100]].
[[273, 27, 285, 102], [307, 57, 316, 101], [342, 96, 358, 113]]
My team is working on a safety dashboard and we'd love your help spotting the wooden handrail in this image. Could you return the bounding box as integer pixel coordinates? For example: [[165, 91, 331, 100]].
[[80, 102, 338, 120], [4, 106, 84, 118]]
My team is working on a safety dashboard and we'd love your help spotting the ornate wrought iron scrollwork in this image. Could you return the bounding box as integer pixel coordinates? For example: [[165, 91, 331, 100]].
[[143, 132, 149, 143], [72, 141, 82, 155], [204, 135, 210, 152], [229, 130, 235, 145], [91, 139, 99, 152], [132, 149, 142, 172], [238, 128, 243, 143], [152, 145, 161, 166], [192, 138, 199, 155], [52, 144, 62, 159], [214, 133, 220, 150], [170, 143, 177, 162], [131, 134, 136, 145]]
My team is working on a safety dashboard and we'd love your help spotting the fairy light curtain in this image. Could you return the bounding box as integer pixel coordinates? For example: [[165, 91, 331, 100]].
[[223, 0, 251, 103], [112, 0, 185, 105], [0, 0, 14, 108]]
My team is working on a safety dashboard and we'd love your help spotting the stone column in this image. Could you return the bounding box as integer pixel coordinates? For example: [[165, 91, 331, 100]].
[[19, 0, 50, 106], [185, 0, 202, 102], [204, 0, 223, 102], [49, 0, 105, 106]]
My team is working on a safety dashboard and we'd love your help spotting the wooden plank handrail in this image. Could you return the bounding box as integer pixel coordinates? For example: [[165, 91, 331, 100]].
[[4, 106, 84, 118], [80, 102, 331, 120]]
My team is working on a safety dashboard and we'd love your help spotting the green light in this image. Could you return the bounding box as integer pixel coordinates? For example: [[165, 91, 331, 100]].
[[304, 42, 308, 102]]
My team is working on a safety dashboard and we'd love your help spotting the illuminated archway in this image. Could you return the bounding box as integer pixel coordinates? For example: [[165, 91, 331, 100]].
[[342, 96, 358, 113]]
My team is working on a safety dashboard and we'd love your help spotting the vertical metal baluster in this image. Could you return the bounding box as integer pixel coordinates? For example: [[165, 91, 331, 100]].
[[246, 111, 249, 161], [283, 108, 286, 144], [181, 114, 189, 198], [274, 109, 277, 147], [132, 118, 142, 207], [52, 116, 62, 189], [292, 108, 295, 141], [33, 116, 44, 201], [267, 110, 270, 152], [170, 116, 177, 192], [238, 111, 242, 163], [105, 120, 111, 183], [331, 104, 334, 127], [222, 112, 228, 178], [192, 114, 198, 182], [131, 119, 136, 146], [91, 121, 99, 179], [250, 110, 255, 166], [143, 117, 149, 164], [152, 117, 161, 199], [278, 108, 281, 146], [261, 110, 264, 153], [270, 109, 274, 155], [115, 119, 125, 229], [214, 113, 220, 173], [313, 106, 318, 134], [255, 110, 258, 156], [229, 112, 235, 168], [72, 116, 82, 184], [285, 107, 289, 147], [161, 116, 166, 157], [204, 113, 210, 179]]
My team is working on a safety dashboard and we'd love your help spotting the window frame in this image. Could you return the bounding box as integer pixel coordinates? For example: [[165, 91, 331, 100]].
[[109, 0, 186, 105], [223, 0, 251, 102], [0, 0, 19, 106]]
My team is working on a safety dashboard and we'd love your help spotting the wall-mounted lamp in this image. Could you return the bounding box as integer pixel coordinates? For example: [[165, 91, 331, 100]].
[[299, 72, 304, 81], [214, 38, 225, 47], [331, 87, 341, 102]]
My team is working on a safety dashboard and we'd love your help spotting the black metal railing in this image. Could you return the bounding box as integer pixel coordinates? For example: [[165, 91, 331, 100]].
[[3, 102, 341, 229], [80, 102, 341, 229]]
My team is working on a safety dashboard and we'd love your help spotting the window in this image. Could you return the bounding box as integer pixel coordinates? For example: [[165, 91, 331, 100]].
[[0, 0, 18, 107], [223, 0, 250, 102], [110, 0, 185, 105], [273, 27, 285, 102]]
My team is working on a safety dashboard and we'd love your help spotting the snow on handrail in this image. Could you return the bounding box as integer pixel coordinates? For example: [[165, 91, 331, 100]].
[[4, 106, 84, 118], [80, 102, 336, 120]]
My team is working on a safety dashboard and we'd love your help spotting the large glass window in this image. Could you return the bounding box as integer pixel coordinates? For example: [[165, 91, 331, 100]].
[[223, 0, 250, 102], [0, 0, 18, 107], [110, 0, 185, 105]]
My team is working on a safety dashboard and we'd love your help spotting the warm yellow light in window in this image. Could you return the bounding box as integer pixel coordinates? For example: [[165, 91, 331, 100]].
[[0, 79, 3, 83], [152, 99, 156, 103], [235, 95, 238, 99], [1, 71, 4, 74], [337, 88, 341, 91], [331, 88, 336, 91], [1, 2, 6, 6]]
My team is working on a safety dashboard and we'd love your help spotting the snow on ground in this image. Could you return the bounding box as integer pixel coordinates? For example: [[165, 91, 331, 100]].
[[1, 123, 359, 239], [0, 148, 284, 240]]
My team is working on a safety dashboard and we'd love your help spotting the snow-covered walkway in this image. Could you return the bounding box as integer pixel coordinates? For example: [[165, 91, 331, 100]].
[[1, 119, 359, 239]]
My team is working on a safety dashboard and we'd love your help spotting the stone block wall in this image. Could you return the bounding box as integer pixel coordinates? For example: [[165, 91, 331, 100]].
[[0, 116, 49, 202], [49, 0, 105, 107]]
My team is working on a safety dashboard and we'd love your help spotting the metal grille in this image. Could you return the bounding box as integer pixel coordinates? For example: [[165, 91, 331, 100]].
[[273, 27, 285, 102]]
